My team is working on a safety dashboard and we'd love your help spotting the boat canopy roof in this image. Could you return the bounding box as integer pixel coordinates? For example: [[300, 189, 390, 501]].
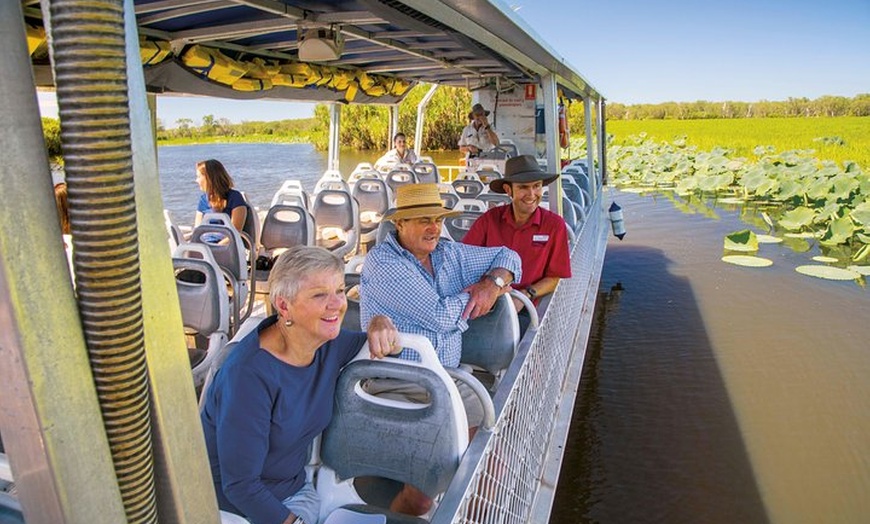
[[25, 0, 603, 105]]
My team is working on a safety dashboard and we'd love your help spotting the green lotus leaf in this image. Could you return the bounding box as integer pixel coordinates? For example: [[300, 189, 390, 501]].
[[722, 255, 773, 267], [812, 255, 839, 263], [782, 236, 812, 252], [853, 243, 870, 262], [818, 216, 855, 246], [675, 177, 698, 194], [857, 233, 870, 244], [847, 265, 870, 276], [778, 206, 817, 231], [795, 265, 860, 280], [850, 202, 870, 226], [724, 229, 758, 252], [784, 231, 819, 239], [756, 234, 783, 244], [831, 175, 859, 201], [806, 177, 834, 200], [776, 179, 804, 200], [812, 202, 843, 225]]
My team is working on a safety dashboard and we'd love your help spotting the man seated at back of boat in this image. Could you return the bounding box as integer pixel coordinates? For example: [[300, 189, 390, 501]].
[[463, 155, 572, 334], [459, 103, 499, 159], [374, 132, 418, 171], [359, 183, 521, 516]]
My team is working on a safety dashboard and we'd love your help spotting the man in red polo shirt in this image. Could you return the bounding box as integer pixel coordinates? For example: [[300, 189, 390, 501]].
[[463, 155, 572, 333]]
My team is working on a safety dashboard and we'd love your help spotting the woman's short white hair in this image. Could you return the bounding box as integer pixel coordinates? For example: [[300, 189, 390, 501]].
[[268, 246, 343, 306]]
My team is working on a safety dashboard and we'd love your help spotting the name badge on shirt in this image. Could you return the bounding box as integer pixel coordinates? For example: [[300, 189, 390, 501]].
[[533, 234, 549, 243]]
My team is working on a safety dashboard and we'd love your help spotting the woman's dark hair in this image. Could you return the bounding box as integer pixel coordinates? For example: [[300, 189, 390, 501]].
[[54, 182, 70, 235], [197, 159, 235, 212]]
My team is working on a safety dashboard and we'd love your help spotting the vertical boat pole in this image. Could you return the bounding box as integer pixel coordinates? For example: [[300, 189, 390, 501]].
[[0, 3, 127, 522], [328, 103, 342, 171], [598, 98, 608, 186], [414, 84, 438, 158], [584, 97, 597, 198], [388, 104, 399, 145], [541, 74, 563, 215]]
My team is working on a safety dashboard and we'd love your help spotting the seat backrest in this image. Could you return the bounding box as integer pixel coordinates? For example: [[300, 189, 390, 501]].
[[461, 294, 519, 377], [189, 217, 249, 282], [341, 272, 361, 332], [259, 204, 315, 252], [352, 178, 391, 218], [320, 334, 467, 498], [451, 178, 484, 199], [312, 189, 360, 258], [443, 211, 481, 242], [173, 251, 229, 337], [477, 192, 512, 209], [454, 198, 487, 213], [375, 219, 396, 245], [385, 167, 417, 198], [314, 169, 350, 195], [239, 193, 260, 250], [271, 179, 311, 210], [475, 164, 502, 184], [411, 162, 439, 184]]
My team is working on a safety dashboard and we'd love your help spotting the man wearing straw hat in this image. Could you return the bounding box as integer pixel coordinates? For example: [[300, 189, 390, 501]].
[[459, 103, 499, 159], [464, 155, 572, 333], [360, 183, 521, 516]]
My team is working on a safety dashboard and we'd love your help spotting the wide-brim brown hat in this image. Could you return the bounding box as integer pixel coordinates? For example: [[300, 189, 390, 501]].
[[384, 183, 461, 221], [489, 155, 559, 194], [467, 103, 491, 120]]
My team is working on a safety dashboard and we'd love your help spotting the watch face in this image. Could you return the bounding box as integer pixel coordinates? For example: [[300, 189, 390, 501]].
[[494, 276, 505, 287]]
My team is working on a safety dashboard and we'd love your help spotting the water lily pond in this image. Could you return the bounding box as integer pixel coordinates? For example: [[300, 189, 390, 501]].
[[608, 135, 870, 282]]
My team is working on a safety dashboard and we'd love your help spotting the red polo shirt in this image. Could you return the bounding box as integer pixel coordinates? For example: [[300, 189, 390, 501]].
[[463, 204, 572, 289]]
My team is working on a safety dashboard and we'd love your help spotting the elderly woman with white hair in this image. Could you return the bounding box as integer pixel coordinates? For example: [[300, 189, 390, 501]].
[[200, 246, 400, 524]]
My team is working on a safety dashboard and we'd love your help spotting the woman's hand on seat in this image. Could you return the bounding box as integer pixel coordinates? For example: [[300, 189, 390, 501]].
[[367, 315, 400, 358]]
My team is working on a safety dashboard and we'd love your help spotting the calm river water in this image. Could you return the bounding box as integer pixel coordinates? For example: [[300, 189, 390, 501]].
[[158, 144, 869, 524]]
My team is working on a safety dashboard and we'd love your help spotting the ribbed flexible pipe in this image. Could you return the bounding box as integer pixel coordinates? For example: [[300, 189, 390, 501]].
[[48, 1, 158, 522]]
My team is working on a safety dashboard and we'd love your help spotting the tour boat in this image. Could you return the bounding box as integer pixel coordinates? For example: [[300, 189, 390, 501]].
[[1, 1, 608, 523]]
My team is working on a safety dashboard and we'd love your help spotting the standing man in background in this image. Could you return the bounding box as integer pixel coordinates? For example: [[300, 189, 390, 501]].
[[459, 103, 499, 159]]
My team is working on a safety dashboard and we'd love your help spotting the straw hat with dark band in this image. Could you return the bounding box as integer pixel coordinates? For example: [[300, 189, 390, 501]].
[[467, 103, 491, 120], [489, 155, 559, 194], [385, 183, 461, 221]]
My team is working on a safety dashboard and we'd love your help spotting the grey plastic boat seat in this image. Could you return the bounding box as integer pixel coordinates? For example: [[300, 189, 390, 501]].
[[443, 211, 482, 242], [439, 192, 459, 210], [475, 165, 502, 184], [476, 192, 512, 209], [342, 272, 361, 332], [189, 219, 251, 333], [411, 162, 439, 184], [314, 169, 350, 195], [322, 505, 426, 524], [461, 294, 519, 382], [198, 314, 263, 409], [375, 219, 396, 245], [173, 249, 229, 389], [312, 189, 360, 260], [321, 361, 464, 498], [260, 204, 315, 252], [385, 167, 416, 198], [271, 179, 311, 210], [451, 178, 484, 199], [353, 178, 391, 243], [454, 197, 487, 213]]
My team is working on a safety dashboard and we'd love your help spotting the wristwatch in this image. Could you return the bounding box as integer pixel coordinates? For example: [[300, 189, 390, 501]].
[[485, 272, 506, 288], [526, 287, 538, 299]]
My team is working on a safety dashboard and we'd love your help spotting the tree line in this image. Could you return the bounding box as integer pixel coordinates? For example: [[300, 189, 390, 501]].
[[43, 90, 868, 158], [604, 94, 869, 120]]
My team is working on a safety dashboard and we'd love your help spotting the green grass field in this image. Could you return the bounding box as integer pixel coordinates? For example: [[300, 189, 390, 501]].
[[606, 116, 870, 169]]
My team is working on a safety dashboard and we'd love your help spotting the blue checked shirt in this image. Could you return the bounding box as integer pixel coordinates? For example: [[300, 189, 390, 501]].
[[360, 232, 521, 368]]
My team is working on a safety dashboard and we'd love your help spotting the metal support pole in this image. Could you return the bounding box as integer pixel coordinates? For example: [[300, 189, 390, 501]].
[[414, 84, 439, 157], [328, 103, 341, 172], [0, 3, 126, 522], [598, 98, 608, 187], [389, 104, 399, 146], [541, 74, 562, 216], [584, 97, 596, 199]]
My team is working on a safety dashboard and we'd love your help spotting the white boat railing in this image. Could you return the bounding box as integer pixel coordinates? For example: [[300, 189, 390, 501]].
[[432, 193, 608, 524]]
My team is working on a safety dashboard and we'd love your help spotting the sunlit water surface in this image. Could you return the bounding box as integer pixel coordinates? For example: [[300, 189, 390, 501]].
[[157, 145, 869, 523], [551, 191, 869, 524]]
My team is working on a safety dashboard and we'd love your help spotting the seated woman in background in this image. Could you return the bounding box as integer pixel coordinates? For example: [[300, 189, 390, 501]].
[[194, 159, 247, 233], [200, 246, 401, 524], [374, 132, 417, 171]]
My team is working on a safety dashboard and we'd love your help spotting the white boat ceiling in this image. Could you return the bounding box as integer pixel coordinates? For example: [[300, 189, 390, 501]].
[[25, 0, 603, 104]]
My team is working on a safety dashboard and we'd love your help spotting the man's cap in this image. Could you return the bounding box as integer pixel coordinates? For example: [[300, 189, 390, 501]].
[[385, 183, 461, 221], [468, 103, 491, 120], [489, 155, 559, 194]]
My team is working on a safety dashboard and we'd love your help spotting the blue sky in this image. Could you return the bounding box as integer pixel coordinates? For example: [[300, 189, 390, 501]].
[[39, 0, 869, 126]]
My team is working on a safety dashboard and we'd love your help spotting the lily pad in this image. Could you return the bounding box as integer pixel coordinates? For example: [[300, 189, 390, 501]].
[[811, 256, 839, 263], [756, 234, 783, 244], [784, 232, 818, 239], [724, 229, 758, 252], [795, 265, 861, 280], [847, 265, 870, 276], [721, 255, 773, 267], [778, 206, 817, 231], [717, 197, 745, 205]]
